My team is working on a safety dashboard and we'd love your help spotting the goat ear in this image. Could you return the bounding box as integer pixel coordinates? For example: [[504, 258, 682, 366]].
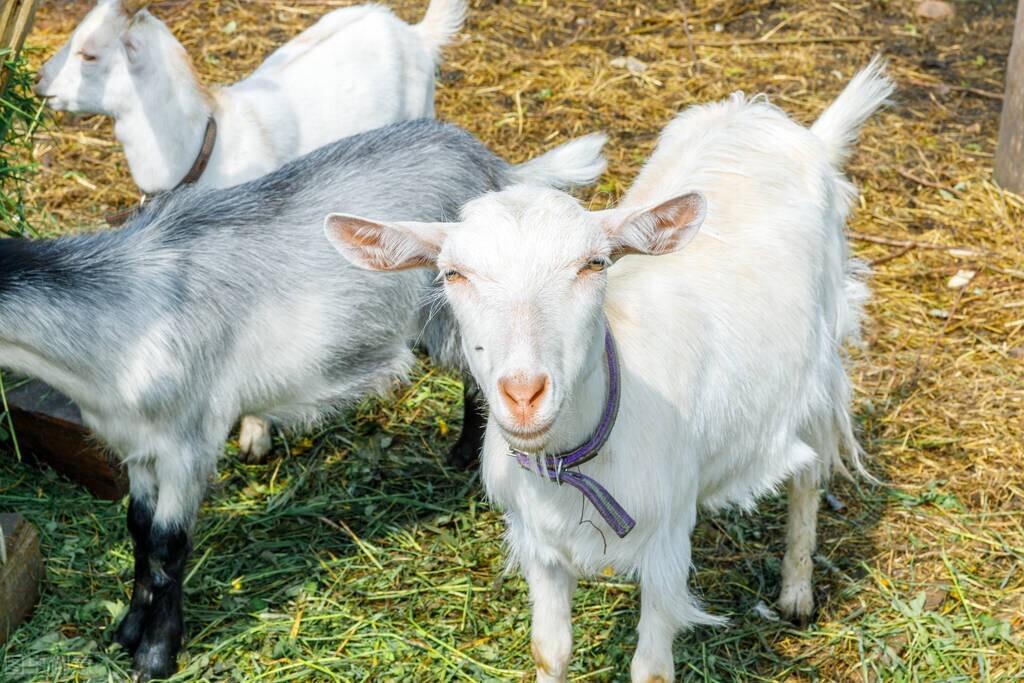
[[324, 214, 449, 272], [120, 0, 150, 16], [122, 33, 141, 61], [599, 192, 707, 259]]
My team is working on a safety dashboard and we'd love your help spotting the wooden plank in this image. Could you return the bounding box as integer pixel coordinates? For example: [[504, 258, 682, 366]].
[[995, 0, 1024, 193], [0, 0, 40, 96], [5, 380, 128, 500], [1, 0, 39, 54], [0, 513, 43, 645]]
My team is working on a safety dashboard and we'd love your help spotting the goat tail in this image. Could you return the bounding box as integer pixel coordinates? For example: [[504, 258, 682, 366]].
[[414, 0, 467, 59], [810, 56, 894, 168], [509, 133, 608, 190], [805, 58, 890, 484]]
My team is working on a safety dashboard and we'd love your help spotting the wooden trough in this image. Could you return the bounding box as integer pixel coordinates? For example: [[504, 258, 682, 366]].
[[0, 513, 43, 646], [5, 379, 128, 500]]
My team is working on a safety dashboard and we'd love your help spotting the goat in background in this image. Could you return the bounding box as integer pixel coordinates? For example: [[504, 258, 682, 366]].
[[35, 0, 468, 461]]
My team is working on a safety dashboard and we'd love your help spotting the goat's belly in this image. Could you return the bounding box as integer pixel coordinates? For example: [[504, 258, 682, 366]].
[[697, 434, 818, 511]]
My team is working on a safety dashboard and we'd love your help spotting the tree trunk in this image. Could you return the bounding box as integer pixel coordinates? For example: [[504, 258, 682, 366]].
[[995, 0, 1024, 193]]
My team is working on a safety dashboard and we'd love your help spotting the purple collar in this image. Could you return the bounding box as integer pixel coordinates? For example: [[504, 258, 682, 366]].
[[508, 324, 636, 538]]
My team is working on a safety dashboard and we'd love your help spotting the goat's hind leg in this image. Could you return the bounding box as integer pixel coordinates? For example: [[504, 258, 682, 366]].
[[778, 464, 821, 625], [238, 415, 273, 463]]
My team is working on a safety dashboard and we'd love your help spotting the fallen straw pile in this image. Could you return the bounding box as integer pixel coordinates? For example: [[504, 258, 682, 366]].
[[1, 0, 1021, 680]]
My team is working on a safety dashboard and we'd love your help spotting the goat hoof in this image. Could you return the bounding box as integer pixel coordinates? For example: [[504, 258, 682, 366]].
[[238, 415, 273, 463], [114, 610, 147, 654], [132, 638, 179, 682], [447, 430, 482, 469], [777, 586, 815, 627]]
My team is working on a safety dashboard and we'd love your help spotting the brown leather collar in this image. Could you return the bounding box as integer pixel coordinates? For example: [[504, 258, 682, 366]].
[[106, 115, 217, 226], [176, 115, 217, 188]]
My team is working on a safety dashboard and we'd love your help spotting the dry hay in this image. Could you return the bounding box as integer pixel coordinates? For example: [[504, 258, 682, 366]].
[[3, 0, 1022, 680]]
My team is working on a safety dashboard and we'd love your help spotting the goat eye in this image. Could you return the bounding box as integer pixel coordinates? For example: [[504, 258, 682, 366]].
[[581, 258, 609, 274], [79, 52, 98, 62], [443, 269, 465, 283]]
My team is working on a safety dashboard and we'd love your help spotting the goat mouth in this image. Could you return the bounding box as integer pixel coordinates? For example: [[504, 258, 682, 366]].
[[501, 422, 554, 449]]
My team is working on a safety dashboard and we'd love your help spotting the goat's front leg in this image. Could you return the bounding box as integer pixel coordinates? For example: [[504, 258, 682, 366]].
[[631, 586, 680, 683], [129, 451, 213, 682], [524, 557, 576, 683], [114, 465, 158, 654], [632, 523, 710, 683], [778, 467, 820, 624], [132, 520, 191, 681]]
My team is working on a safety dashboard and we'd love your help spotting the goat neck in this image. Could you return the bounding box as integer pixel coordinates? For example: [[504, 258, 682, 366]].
[[114, 55, 214, 194]]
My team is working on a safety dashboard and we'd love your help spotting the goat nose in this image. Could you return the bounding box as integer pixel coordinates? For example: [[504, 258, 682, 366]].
[[498, 374, 549, 422]]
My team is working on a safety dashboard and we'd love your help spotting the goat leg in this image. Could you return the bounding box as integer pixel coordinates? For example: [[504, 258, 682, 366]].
[[114, 496, 155, 654], [448, 380, 486, 468], [131, 523, 191, 682]]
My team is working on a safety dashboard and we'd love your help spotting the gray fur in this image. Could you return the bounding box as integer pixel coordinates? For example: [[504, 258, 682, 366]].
[[0, 118, 606, 526]]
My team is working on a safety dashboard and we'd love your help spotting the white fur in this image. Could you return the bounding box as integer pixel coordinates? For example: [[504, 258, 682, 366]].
[[36, 0, 465, 460], [509, 133, 610, 189], [35, 0, 460, 192], [36, 0, 464, 194], [328, 61, 892, 681]]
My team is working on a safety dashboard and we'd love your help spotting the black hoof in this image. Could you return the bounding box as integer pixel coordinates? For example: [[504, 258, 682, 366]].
[[132, 637, 179, 682], [114, 610, 147, 654], [447, 434, 480, 469]]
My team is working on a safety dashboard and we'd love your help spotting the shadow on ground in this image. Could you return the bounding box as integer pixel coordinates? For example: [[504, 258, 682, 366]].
[[0, 361, 897, 682]]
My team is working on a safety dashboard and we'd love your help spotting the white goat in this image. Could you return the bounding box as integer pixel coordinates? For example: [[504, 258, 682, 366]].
[[326, 60, 892, 682], [36, 0, 463, 193], [35, 0, 466, 460]]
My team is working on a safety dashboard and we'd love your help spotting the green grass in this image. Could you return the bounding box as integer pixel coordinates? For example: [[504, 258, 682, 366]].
[[1, 361, 1019, 681], [0, 47, 44, 239], [0, 49, 45, 462]]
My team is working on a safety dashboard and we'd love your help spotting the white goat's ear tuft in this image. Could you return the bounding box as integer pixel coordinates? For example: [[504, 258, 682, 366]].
[[122, 34, 141, 61], [601, 192, 707, 258], [324, 214, 449, 272], [121, 0, 150, 16]]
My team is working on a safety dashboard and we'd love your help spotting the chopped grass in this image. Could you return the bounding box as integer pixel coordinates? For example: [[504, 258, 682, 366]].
[[2, 0, 1023, 681], [0, 46, 44, 238], [0, 42, 45, 459]]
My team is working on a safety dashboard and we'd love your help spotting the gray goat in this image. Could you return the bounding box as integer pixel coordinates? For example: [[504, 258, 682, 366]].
[[0, 119, 607, 681]]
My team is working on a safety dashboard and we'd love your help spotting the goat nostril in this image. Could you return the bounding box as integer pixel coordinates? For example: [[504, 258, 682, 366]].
[[528, 377, 548, 405], [499, 375, 549, 415]]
